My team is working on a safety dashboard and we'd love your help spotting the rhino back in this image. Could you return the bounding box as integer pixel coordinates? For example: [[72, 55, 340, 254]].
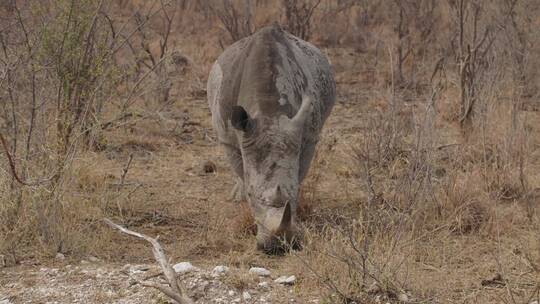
[[207, 25, 335, 145]]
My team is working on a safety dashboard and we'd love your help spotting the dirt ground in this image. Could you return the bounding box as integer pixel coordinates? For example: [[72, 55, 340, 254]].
[[2, 58, 540, 302], [0, 260, 310, 303]]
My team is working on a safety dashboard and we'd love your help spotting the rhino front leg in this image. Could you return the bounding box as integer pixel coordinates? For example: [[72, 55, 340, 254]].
[[223, 144, 246, 202]]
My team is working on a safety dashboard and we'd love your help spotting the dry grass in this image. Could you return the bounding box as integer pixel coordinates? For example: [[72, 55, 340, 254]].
[[1, 0, 540, 303]]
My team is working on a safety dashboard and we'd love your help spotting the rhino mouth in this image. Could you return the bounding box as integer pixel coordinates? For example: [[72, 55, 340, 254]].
[[254, 200, 304, 255], [256, 234, 303, 255]]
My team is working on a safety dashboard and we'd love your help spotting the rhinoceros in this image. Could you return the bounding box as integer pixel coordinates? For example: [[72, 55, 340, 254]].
[[207, 24, 335, 253]]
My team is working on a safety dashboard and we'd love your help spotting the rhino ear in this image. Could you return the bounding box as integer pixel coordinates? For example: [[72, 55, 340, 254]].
[[290, 95, 312, 131], [231, 106, 252, 132]]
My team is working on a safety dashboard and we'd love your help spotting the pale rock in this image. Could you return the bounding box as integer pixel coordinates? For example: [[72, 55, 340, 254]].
[[249, 267, 271, 277], [275, 275, 296, 285], [55, 253, 65, 260], [212, 265, 229, 276], [243, 291, 252, 300], [173, 262, 197, 274], [228, 290, 236, 296], [88, 256, 99, 262], [398, 293, 409, 302], [258, 281, 270, 289]]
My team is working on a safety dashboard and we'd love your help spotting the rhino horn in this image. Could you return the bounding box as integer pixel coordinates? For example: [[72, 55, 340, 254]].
[[278, 200, 292, 233], [272, 185, 283, 205]]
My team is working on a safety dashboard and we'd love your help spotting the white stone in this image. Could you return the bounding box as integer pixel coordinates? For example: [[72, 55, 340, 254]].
[[88, 256, 99, 262], [228, 290, 236, 296], [243, 291, 252, 300], [212, 265, 230, 276], [173, 262, 197, 273], [258, 281, 269, 289], [274, 275, 296, 285], [398, 293, 409, 302], [55, 253, 65, 260], [249, 267, 271, 277]]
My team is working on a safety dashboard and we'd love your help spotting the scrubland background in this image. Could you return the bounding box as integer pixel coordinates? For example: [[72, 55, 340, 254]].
[[1, 0, 539, 303]]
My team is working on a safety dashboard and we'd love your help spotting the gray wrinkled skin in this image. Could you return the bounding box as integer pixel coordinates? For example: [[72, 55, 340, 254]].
[[207, 24, 335, 253]]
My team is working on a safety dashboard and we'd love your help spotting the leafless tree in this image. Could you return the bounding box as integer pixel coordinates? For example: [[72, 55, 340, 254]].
[[207, 0, 254, 46], [448, 0, 495, 133], [281, 0, 322, 40]]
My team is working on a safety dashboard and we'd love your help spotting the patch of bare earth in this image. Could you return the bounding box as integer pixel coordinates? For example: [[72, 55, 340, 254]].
[[0, 260, 306, 304]]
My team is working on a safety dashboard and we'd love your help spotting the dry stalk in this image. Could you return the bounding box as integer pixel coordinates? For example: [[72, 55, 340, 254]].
[[104, 218, 193, 304]]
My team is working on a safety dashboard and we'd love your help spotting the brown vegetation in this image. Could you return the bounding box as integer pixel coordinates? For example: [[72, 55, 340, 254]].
[[1, 0, 539, 303]]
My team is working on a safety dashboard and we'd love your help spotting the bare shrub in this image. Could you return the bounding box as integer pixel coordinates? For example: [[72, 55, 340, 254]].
[[121, 0, 179, 104], [0, 0, 175, 260], [206, 0, 254, 45], [447, 0, 497, 133], [0, 0, 119, 257], [391, 0, 438, 87], [281, 0, 322, 40], [296, 77, 443, 301]]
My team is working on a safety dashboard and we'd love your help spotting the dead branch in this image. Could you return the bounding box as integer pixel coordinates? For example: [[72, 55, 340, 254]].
[[120, 153, 134, 187], [0, 132, 55, 187], [0, 132, 28, 186], [103, 218, 193, 304]]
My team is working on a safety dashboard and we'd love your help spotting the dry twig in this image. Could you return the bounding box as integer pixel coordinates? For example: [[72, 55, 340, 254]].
[[104, 218, 193, 304]]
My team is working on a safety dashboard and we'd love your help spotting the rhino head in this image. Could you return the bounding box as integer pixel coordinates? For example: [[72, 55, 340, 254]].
[[230, 97, 312, 254]]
